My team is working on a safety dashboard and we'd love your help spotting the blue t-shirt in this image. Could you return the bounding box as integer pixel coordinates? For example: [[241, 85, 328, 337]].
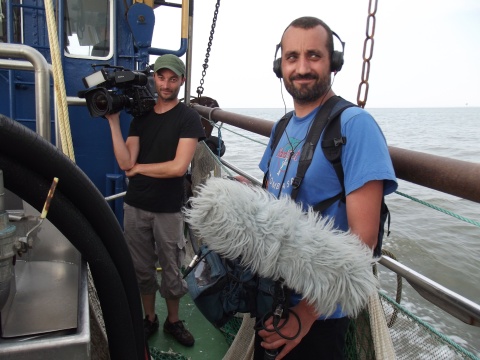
[[259, 104, 398, 318]]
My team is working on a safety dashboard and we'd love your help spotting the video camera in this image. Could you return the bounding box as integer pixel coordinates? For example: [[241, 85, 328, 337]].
[[78, 64, 156, 118]]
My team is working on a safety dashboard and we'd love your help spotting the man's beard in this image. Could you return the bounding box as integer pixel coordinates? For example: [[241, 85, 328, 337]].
[[284, 72, 331, 104], [157, 86, 180, 102]]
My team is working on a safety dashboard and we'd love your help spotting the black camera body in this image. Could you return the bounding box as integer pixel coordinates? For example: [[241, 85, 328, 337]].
[[79, 65, 156, 118]]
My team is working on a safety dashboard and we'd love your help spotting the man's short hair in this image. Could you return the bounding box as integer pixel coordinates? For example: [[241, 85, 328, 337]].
[[282, 16, 334, 58]]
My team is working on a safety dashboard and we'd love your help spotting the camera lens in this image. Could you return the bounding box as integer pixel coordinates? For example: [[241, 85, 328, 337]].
[[92, 91, 109, 113]]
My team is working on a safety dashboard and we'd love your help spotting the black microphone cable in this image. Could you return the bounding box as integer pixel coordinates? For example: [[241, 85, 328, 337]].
[[280, 78, 288, 116], [254, 279, 301, 359]]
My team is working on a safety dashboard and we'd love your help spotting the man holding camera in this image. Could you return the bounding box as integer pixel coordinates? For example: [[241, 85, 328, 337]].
[[105, 54, 205, 346]]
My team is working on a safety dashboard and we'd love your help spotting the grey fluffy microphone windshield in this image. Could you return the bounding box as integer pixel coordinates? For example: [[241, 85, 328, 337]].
[[184, 178, 378, 317]]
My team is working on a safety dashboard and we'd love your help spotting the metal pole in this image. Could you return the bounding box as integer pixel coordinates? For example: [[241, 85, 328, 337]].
[[0, 43, 51, 141], [192, 104, 480, 204], [380, 256, 480, 326], [193, 104, 274, 137]]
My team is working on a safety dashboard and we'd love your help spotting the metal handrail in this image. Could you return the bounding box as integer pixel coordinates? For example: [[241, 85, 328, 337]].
[[380, 255, 480, 327], [0, 43, 51, 140], [192, 104, 480, 204], [221, 155, 480, 327], [0, 56, 88, 148]]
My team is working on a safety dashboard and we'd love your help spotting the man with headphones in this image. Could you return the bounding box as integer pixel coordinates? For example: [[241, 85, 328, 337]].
[[257, 17, 397, 359]]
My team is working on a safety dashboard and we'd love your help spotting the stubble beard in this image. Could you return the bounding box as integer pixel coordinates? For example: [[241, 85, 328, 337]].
[[157, 85, 181, 102]]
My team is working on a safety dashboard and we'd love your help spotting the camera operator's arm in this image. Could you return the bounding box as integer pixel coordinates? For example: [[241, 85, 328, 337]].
[[125, 137, 198, 178], [105, 112, 139, 171]]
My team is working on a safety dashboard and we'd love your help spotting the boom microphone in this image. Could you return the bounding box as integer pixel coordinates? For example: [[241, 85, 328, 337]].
[[184, 178, 378, 317]]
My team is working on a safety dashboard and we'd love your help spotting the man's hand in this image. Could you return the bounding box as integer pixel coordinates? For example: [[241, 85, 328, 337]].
[[233, 175, 251, 184], [104, 112, 120, 124], [258, 301, 318, 359], [125, 165, 138, 177]]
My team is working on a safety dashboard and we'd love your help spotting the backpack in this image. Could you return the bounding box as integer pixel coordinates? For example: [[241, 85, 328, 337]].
[[185, 97, 390, 328], [185, 241, 274, 328], [265, 95, 390, 257]]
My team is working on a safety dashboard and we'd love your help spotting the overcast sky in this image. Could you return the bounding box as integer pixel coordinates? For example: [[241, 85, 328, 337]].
[[151, 0, 480, 109]]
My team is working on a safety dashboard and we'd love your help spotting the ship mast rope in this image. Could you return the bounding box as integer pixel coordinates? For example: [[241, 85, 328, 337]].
[[44, 0, 75, 160], [42, 1, 148, 359]]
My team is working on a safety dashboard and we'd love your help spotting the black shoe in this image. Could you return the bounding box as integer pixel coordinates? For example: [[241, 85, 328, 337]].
[[144, 314, 159, 339], [163, 318, 195, 347]]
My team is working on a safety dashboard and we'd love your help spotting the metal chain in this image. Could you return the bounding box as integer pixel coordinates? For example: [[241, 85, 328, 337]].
[[356, 0, 378, 108], [196, 0, 221, 97]]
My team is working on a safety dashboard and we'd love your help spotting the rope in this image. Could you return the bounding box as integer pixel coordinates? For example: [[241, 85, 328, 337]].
[[368, 293, 396, 359], [44, 3, 110, 359], [395, 191, 480, 227], [216, 125, 223, 158], [208, 108, 225, 158], [44, 0, 75, 161]]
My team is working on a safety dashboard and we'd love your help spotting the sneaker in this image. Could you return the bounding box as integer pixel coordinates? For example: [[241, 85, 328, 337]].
[[144, 314, 159, 339], [163, 318, 195, 347]]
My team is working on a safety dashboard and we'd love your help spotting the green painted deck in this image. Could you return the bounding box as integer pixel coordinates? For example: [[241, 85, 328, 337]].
[[147, 275, 231, 359]]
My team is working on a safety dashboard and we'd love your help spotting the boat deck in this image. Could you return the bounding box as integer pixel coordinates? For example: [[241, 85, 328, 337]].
[[147, 273, 231, 359]]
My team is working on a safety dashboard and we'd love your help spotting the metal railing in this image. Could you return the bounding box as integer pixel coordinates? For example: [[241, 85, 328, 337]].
[[0, 43, 51, 140], [192, 104, 480, 328], [193, 104, 480, 204]]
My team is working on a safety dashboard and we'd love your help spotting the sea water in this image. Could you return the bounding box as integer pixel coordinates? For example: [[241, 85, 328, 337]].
[[214, 106, 480, 356]]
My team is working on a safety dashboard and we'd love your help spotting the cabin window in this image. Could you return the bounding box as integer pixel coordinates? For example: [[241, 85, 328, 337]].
[[0, 0, 22, 44], [64, 0, 112, 59], [0, 1, 5, 43]]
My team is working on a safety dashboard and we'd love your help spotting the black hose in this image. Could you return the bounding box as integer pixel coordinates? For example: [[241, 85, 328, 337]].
[[0, 154, 137, 358], [0, 115, 145, 359]]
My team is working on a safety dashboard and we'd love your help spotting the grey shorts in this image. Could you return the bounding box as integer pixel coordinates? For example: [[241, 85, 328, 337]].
[[123, 203, 188, 299]]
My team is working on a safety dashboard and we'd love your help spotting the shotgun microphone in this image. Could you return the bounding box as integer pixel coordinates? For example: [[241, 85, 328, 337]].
[[184, 178, 378, 318]]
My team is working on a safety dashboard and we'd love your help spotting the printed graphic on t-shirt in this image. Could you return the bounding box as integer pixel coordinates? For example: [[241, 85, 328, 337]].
[[268, 137, 303, 195]]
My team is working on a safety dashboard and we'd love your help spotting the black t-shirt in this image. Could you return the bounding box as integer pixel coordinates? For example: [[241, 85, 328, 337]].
[[125, 102, 205, 213]]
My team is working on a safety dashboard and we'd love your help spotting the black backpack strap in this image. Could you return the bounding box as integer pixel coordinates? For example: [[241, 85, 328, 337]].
[[290, 96, 344, 201], [316, 100, 390, 257], [271, 111, 294, 153], [263, 111, 294, 188], [312, 99, 356, 212]]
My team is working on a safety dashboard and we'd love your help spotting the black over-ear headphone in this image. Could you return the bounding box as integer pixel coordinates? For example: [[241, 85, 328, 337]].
[[272, 31, 345, 78]]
